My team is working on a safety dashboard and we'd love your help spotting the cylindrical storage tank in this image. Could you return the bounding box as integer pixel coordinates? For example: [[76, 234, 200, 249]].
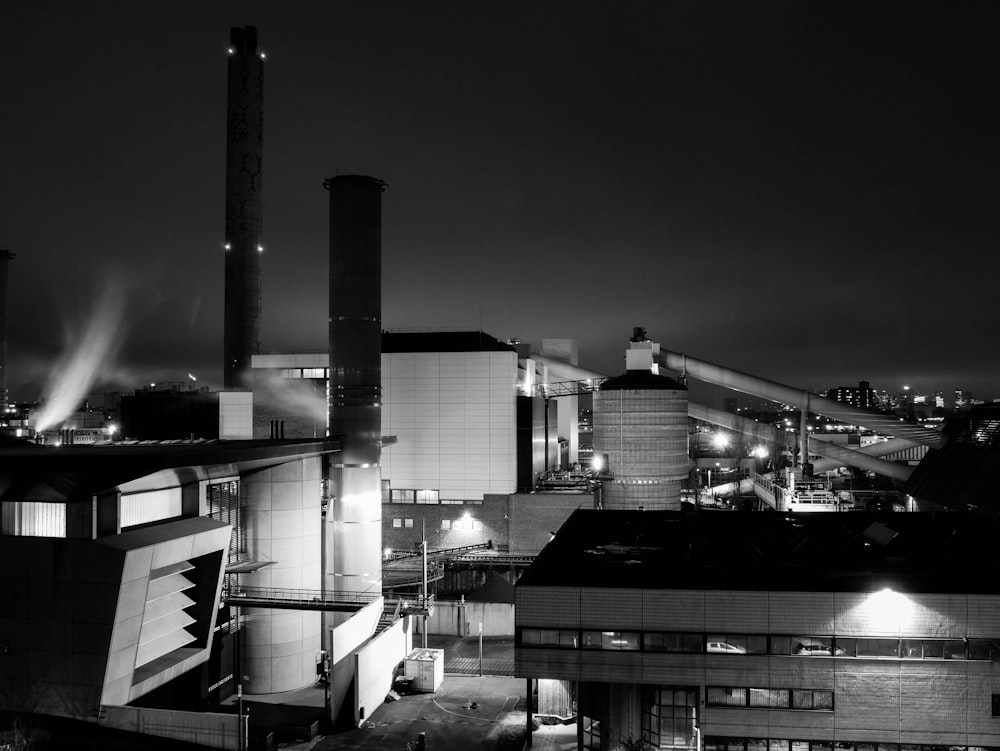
[[324, 175, 385, 597], [242, 456, 323, 693], [593, 371, 689, 510]]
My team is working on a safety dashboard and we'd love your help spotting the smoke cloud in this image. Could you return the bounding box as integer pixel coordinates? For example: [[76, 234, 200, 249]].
[[33, 283, 128, 433], [253, 370, 328, 434]]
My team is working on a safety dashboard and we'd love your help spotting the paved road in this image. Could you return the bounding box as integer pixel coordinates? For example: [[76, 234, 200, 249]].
[[313, 675, 527, 751]]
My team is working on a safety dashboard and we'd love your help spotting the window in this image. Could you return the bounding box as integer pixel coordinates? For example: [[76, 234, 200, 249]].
[[404, 518, 414, 528], [392, 518, 402, 528], [472, 519, 483, 532], [641, 687, 696, 749], [391, 489, 415, 503], [969, 639, 1000, 660], [520, 628, 578, 648], [791, 690, 834, 711], [581, 631, 640, 651], [707, 687, 747, 707], [708, 634, 765, 654], [992, 694, 1000, 717], [452, 519, 464, 531], [900, 638, 965, 659], [441, 520, 451, 530], [856, 638, 898, 658], [644, 632, 702, 653], [2, 501, 67, 537], [582, 717, 601, 750], [441, 499, 463, 505], [749, 688, 789, 708], [381, 480, 391, 502], [302, 367, 326, 378], [416, 490, 439, 504]]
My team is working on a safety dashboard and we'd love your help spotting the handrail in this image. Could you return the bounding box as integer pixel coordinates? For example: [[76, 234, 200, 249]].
[[224, 585, 380, 607]]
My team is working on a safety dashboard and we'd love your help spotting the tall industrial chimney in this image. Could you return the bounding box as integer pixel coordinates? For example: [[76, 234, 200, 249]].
[[324, 175, 386, 601], [0, 250, 13, 410], [223, 26, 264, 388]]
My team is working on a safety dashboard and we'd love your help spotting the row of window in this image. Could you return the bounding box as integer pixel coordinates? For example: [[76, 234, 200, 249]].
[[518, 628, 1000, 661], [705, 740, 999, 751], [382, 486, 483, 505], [386, 489, 440, 503], [277, 367, 327, 379], [707, 686, 833, 711], [390, 517, 484, 532], [441, 518, 483, 531]]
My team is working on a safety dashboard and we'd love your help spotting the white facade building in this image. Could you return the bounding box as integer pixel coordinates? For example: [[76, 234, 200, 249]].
[[381, 348, 519, 501]]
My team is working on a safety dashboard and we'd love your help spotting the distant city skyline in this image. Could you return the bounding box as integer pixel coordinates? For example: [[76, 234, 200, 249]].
[[2, 2, 997, 405]]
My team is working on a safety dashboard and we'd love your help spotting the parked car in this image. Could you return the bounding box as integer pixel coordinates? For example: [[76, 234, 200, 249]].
[[794, 642, 845, 656], [707, 641, 747, 654]]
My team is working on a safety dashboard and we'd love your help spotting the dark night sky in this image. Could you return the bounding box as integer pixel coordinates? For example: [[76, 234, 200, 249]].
[[2, 2, 998, 406]]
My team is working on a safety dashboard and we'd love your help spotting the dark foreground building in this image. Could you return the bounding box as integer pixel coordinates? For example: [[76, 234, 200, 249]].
[[0, 438, 345, 747], [516, 509, 1000, 750]]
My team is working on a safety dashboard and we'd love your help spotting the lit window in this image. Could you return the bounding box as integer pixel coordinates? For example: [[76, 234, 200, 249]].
[[392, 518, 402, 528], [416, 489, 439, 504], [472, 519, 483, 532], [404, 518, 413, 528], [441, 520, 451, 530], [391, 490, 415, 504]]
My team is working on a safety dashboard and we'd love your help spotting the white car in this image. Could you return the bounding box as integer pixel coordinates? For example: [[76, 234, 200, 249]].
[[706, 641, 747, 654]]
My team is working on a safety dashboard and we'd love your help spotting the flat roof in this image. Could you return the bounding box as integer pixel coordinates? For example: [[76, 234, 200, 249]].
[[382, 330, 515, 353], [518, 509, 1000, 594], [0, 438, 342, 500]]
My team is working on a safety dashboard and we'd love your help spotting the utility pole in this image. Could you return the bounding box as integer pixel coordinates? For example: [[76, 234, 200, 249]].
[[422, 519, 428, 649]]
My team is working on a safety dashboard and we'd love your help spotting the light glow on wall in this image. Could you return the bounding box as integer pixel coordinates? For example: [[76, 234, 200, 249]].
[[867, 588, 912, 633]]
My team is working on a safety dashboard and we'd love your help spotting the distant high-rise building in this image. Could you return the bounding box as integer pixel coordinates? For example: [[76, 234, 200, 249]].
[[955, 389, 973, 410], [828, 380, 877, 411]]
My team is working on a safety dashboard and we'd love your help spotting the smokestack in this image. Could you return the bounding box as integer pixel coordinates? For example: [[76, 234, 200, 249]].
[[0, 250, 13, 410], [223, 26, 264, 388], [323, 175, 386, 597]]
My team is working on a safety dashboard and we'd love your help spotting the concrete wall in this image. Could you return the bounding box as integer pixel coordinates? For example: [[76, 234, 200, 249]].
[[381, 351, 518, 500], [327, 597, 382, 724], [516, 586, 1000, 744], [382, 491, 592, 557], [354, 616, 413, 727], [243, 457, 323, 693], [422, 600, 515, 637], [218, 391, 253, 440], [101, 706, 239, 750]]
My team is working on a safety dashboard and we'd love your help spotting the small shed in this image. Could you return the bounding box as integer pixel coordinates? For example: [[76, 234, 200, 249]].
[[404, 648, 444, 693]]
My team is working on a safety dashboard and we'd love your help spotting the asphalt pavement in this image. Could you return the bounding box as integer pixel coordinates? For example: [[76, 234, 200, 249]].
[[238, 634, 546, 751]]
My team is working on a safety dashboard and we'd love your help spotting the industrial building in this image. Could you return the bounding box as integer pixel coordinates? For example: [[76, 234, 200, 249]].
[[4, 18, 995, 751], [0, 438, 377, 748], [516, 508, 1000, 750]]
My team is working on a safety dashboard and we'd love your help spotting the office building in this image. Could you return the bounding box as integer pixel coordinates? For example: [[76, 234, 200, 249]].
[[517, 508, 1000, 750]]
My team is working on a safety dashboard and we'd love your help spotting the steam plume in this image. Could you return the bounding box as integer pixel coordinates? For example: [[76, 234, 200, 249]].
[[34, 284, 127, 433]]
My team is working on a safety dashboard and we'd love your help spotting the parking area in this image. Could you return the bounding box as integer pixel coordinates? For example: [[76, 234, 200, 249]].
[[313, 675, 528, 751]]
